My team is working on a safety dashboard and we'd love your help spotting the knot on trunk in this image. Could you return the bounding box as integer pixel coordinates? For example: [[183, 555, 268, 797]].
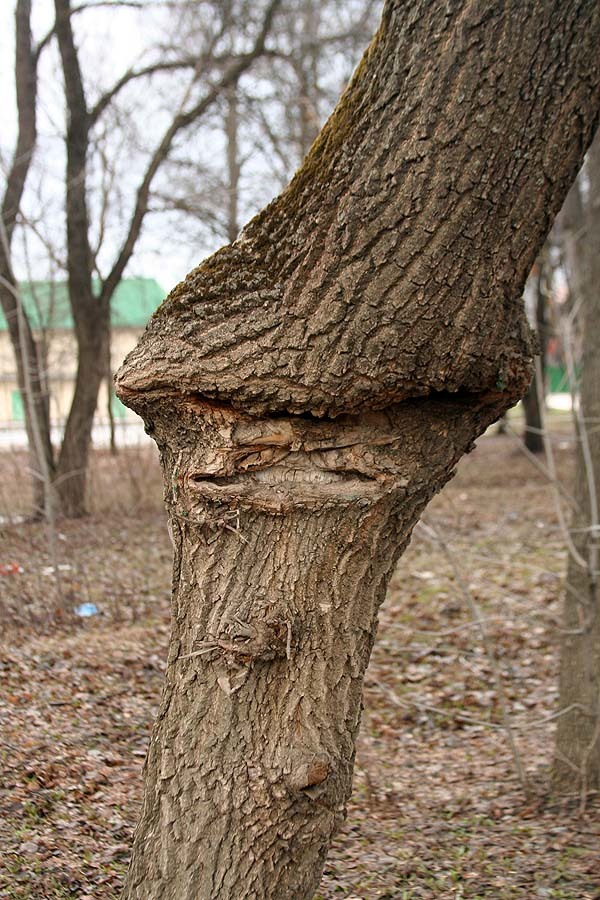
[[182, 618, 294, 669], [288, 753, 331, 795]]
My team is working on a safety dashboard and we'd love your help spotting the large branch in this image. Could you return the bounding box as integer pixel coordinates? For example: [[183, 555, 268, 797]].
[[99, 0, 281, 306], [118, 0, 600, 420]]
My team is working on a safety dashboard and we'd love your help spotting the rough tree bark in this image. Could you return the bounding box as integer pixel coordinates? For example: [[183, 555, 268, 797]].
[[116, 1, 600, 896], [555, 135, 600, 793]]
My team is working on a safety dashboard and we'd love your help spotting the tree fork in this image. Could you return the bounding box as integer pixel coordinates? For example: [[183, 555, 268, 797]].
[[116, 0, 600, 896]]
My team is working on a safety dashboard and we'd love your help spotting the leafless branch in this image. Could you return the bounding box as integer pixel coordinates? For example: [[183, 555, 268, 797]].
[[100, 0, 282, 305], [417, 518, 527, 788]]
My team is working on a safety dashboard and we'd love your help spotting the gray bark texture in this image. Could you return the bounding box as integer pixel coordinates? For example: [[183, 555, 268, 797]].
[[116, 0, 600, 897], [555, 136, 600, 792]]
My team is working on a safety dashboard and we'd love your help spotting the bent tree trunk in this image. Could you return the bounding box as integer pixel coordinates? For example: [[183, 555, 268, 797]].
[[116, 1, 600, 896], [555, 135, 600, 792]]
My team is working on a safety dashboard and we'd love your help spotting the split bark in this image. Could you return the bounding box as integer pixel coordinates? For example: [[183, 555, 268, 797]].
[[116, 0, 600, 896]]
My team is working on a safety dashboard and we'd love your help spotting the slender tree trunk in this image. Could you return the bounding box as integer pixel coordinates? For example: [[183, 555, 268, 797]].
[[0, 273, 55, 515], [116, 0, 600, 895], [294, 0, 321, 160], [107, 328, 118, 456], [53, 0, 104, 516], [0, 0, 55, 517], [523, 256, 548, 454], [555, 136, 600, 792], [55, 317, 108, 515]]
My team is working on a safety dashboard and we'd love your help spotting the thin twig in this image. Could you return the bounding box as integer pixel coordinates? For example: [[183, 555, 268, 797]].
[[417, 518, 527, 787]]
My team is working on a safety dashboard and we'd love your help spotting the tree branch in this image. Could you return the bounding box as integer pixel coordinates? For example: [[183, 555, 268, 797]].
[[88, 58, 200, 126], [99, 0, 282, 305]]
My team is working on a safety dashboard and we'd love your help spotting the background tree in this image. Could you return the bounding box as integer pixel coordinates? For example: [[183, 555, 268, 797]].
[[2, 0, 379, 517], [2, 0, 281, 517], [116, 0, 600, 896], [0, 0, 54, 517], [521, 250, 550, 454], [555, 134, 600, 794], [152, 0, 378, 247]]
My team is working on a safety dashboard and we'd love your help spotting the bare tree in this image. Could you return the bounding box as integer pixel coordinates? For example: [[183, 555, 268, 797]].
[[3, 0, 281, 517], [52, 0, 282, 516], [154, 0, 379, 251], [0, 0, 54, 517], [116, 0, 600, 896], [555, 135, 600, 796]]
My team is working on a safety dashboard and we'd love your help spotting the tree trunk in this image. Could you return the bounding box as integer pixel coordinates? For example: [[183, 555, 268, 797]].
[[295, 0, 321, 160], [54, 320, 108, 516], [0, 274, 55, 515], [107, 335, 118, 457], [53, 0, 107, 516], [523, 256, 548, 454], [555, 135, 600, 793], [119, 393, 512, 898], [116, 0, 600, 896], [0, 0, 55, 518]]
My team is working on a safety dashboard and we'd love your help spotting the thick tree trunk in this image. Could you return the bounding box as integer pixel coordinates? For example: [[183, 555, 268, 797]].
[[116, 0, 600, 896], [555, 136, 600, 792], [119, 393, 509, 897]]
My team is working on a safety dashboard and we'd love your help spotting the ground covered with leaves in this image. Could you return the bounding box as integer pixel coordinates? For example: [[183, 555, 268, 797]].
[[0, 426, 598, 899]]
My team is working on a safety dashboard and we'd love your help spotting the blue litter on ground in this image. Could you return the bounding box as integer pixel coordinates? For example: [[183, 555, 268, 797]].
[[74, 603, 99, 617]]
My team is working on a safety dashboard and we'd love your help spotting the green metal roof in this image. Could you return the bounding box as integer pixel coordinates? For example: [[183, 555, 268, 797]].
[[0, 278, 165, 331]]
